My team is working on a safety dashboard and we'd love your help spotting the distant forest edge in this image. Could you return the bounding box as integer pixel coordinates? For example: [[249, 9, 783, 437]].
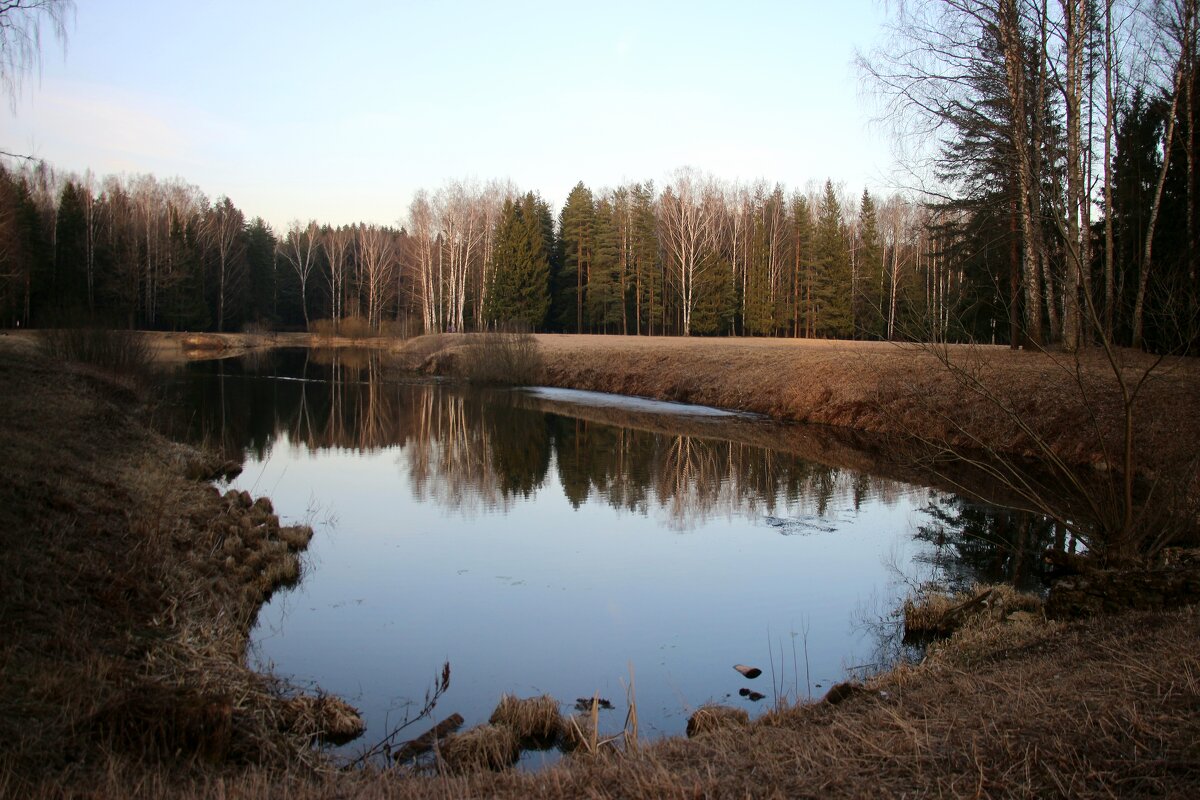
[[0, 159, 1190, 353], [6, 3, 1200, 353]]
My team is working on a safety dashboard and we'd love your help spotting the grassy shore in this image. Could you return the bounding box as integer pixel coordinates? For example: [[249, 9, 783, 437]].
[[4, 332, 1199, 797]]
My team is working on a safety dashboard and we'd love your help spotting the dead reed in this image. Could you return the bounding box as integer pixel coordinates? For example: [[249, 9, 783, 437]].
[[455, 324, 544, 385]]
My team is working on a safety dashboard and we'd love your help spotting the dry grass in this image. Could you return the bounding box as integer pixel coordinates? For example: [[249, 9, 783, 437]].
[[19, 603, 1195, 797], [684, 705, 750, 738], [903, 583, 1044, 640], [488, 694, 563, 746], [0, 343, 353, 793], [439, 724, 522, 773]]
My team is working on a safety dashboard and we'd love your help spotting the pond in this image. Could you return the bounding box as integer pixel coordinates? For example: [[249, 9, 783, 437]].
[[167, 348, 1058, 765]]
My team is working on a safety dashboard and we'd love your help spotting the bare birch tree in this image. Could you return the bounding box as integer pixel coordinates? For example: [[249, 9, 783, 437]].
[[658, 168, 720, 336], [278, 219, 320, 328], [0, 0, 73, 111], [356, 223, 397, 330], [321, 224, 351, 325], [202, 196, 245, 332]]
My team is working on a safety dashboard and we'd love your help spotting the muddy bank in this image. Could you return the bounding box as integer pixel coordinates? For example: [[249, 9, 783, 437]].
[[0, 344, 361, 792]]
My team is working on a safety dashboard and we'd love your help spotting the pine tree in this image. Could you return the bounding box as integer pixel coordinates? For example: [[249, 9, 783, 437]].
[[554, 182, 594, 332], [586, 198, 622, 332]]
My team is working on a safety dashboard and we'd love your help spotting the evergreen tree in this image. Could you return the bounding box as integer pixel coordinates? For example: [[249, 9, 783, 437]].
[[631, 182, 661, 335], [586, 198, 622, 331], [554, 182, 594, 332], [814, 181, 852, 337], [53, 180, 89, 319], [791, 194, 815, 336], [158, 213, 209, 330], [485, 193, 551, 327], [856, 189, 884, 338], [244, 218, 278, 327]]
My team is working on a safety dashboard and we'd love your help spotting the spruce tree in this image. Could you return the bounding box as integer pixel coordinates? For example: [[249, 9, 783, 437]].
[[554, 182, 594, 332], [53, 180, 89, 319], [486, 193, 551, 328], [814, 180, 852, 338], [856, 189, 884, 338], [586, 198, 622, 332]]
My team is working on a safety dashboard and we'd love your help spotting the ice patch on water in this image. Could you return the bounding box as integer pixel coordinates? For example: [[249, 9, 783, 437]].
[[524, 387, 751, 418]]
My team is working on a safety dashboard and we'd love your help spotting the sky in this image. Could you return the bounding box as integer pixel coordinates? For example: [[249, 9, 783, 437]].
[[5, 0, 896, 230]]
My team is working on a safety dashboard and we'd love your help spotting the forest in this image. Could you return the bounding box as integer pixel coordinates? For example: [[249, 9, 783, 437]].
[[2, 1, 1199, 353]]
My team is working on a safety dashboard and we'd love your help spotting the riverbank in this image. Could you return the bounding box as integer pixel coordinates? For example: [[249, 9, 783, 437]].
[[0, 341, 362, 795], [60, 329, 1200, 489], [4, 333, 1199, 797]]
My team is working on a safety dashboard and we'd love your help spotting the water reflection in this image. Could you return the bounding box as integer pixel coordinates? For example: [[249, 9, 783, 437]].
[[170, 350, 928, 530], [164, 348, 1068, 752], [915, 493, 1080, 591]]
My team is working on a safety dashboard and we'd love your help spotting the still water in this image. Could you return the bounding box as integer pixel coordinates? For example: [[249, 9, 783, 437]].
[[169, 348, 1053, 761]]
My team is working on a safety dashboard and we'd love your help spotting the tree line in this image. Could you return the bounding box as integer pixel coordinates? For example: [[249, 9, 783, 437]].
[[0, 163, 946, 340], [2, 1, 1197, 349], [4, 1, 1195, 350]]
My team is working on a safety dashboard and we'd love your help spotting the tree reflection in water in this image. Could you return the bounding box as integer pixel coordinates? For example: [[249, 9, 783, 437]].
[[166, 348, 1056, 555], [168, 350, 925, 529]]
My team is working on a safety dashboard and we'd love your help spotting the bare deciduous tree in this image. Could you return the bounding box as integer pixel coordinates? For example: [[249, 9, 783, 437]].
[[278, 219, 320, 328], [658, 168, 721, 336], [0, 0, 73, 112], [202, 196, 245, 332]]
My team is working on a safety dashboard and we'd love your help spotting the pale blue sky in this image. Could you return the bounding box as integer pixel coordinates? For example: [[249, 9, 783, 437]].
[[6, 0, 894, 228]]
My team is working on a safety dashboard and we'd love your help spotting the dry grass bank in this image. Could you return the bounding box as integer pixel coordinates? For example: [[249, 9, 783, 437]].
[[518, 335, 1200, 483], [5, 334, 1200, 798], [0, 329, 406, 365], [20, 604, 1198, 798], [0, 343, 360, 795]]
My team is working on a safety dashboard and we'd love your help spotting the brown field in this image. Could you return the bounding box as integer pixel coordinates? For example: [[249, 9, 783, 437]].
[[4, 332, 1200, 797]]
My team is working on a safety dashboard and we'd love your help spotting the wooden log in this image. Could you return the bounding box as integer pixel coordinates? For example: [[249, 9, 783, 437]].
[[392, 713, 464, 763]]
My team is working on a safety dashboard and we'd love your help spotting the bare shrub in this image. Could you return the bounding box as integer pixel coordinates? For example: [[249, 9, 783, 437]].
[[338, 315, 373, 339], [39, 327, 152, 376], [309, 316, 375, 340], [457, 322, 543, 386]]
